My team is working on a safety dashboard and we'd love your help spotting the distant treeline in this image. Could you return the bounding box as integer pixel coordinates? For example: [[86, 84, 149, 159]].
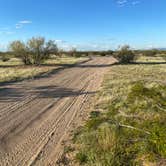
[[58, 50, 114, 57], [0, 37, 166, 65], [1, 49, 166, 57], [134, 49, 166, 56], [1, 49, 165, 58]]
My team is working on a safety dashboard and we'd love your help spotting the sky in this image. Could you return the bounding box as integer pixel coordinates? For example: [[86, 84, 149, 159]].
[[0, 0, 166, 51]]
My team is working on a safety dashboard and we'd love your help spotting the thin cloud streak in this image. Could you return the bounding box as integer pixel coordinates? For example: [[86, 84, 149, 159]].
[[16, 20, 32, 29], [117, 0, 128, 7], [19, 20, 32, 24], [116, 0, 141, 7], [132, 1, 140, 5]]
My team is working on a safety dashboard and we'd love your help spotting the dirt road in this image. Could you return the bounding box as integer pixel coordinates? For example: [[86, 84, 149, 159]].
[[0, 57, 115, 166]]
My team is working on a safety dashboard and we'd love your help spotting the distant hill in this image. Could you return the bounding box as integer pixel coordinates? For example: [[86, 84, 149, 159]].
[[158, 48, 166, 50]]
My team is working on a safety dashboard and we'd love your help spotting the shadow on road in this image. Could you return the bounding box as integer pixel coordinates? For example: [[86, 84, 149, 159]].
[[75, 63, 115, 68], [0, 85, 96, 102]]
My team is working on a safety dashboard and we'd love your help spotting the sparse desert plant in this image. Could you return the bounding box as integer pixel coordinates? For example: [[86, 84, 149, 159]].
[[114, 45, 136, 63], [44, 39, 58, 56], [0, 56, 87, 83], [68, 48, 77, 57], [10, 37, 58, 65], [1, 56, 10, 62], [143, 49, 159, 57], [9, 40, 31, 65], [162, 54, 166, 61], [76, 152, 88, 164], [57, 49, 64, 57], [28, 37, 58, 65]]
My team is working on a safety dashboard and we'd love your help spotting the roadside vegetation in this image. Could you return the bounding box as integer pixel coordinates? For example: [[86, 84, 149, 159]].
[[67, 55, 166, 166], [0, 36, 115, 84], [9, 37, 58, 65], [0, 56, 87, 83], [0, 36, 89, 83], [113, 45, 136, 63]]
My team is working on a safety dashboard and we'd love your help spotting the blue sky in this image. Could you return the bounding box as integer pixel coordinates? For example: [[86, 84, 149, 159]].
[[0, 0, 166, 51]]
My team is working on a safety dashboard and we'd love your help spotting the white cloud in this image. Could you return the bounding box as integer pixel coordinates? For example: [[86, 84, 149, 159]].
[[16, 20, 32, 29], [55, 39, 63, 42], [58, 42, 75, 51], [69, 42, 116, 51], [55, 39, 67, 43], [147, 44, 157, 49], [131, 1, 140, 5], [0, 43, 7, 51], [116, 0, 141, 7], [52, 36, 117, 51], [19, 20, 32, 24], [0, 26, 15, 36], [117, 0, 127, 5], [16, 24, 23, 29], [55, 40, 77, 51], [117, 0, 128, 6], [0, 30, 14, 35]]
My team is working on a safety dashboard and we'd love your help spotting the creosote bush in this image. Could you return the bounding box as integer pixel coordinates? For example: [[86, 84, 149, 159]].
[[9, 40, 31, 65], [1, 56, 10, 62], [142, 49, 159, 57], [9, 37, 58, 65], [113, 45, 136, 64]]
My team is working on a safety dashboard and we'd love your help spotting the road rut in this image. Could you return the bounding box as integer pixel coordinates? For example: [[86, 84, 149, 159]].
[[0, 57, 115, 166]]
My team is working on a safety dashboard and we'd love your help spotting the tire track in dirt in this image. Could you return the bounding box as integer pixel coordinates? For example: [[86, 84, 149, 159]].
[[0, 57, 115, 166]]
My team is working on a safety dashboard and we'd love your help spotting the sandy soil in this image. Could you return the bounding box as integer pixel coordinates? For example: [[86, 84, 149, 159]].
[[0, 57, 115, 166]]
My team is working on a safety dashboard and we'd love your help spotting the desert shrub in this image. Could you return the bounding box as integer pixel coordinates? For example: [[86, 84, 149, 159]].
[[74, 53, 82, 58], [107, 50, 114, 55], [113, 45, 136, 64], [27, 37, 58, 65], [76, 152, 88, 164], [9, 40, 32, 65], [1, 56, 10, 62], [9, 37, 58, 65], [100, 52, 107, 56], [89, 111, 100, 118], [143, 49, 159, 57], [68, 48, 77, 57]]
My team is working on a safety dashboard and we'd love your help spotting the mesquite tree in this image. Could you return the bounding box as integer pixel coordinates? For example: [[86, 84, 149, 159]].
[[10, 37, 58, 65]]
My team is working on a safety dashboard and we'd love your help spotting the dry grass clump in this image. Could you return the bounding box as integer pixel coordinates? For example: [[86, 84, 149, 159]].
[[0, 56, 87, 83]]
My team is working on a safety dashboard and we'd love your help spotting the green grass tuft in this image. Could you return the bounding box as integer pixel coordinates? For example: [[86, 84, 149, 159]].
[[73, 56, 166, 165], [76, 152, 88, 164]]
